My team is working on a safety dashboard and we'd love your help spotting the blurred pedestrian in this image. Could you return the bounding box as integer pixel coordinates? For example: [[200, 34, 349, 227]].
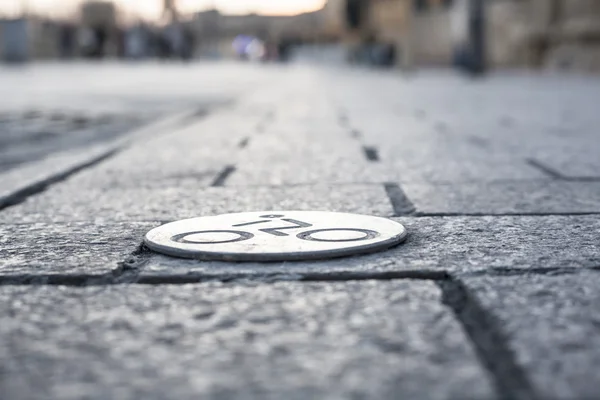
[[125, 26, 145, 60], [79, 27, 96, 58], [93, 27, 107, 58], [181, 28, 196, 61], [59, 24, 75, 59]]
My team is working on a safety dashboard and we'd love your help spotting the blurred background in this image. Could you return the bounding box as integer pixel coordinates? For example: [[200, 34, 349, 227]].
[[1, 0, 599, 174], [0, 0, 599, 72]]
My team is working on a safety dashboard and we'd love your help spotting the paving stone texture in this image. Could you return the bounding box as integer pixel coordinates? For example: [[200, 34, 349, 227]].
[[0, 281, 495, 400], [1, 63, 600, 399]]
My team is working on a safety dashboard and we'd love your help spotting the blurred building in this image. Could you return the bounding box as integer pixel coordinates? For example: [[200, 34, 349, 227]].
[[80, 1, 119, 58], [453, 0, 600, 71], [0, 19, 29, 62], [321, 0, 346, 40], [329, 0, 600, 72], [1, 1, 120, 62], [529, 0, 600, 72], [1, 18, 62, 62], [189, 9, 326, 59], [80, 1, 117, 28], [31, 19, 62, 59]]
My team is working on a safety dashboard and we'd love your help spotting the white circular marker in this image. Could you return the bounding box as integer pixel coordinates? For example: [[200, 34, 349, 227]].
[[145, 211, 407, 261]]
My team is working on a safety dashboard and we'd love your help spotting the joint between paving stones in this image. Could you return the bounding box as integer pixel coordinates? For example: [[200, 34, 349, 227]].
[[120, 243, 155, 271], [178, 109, 209, 126], [176, 101, 230, 127], [12, 255, 600, 286], [525, 158, 566, 180], [5, 264, 600, 288], [0, 148, 120, 211], [455, 266, 598, 278], [210, 177, 576, 189], [338, 112, 349, 128], [0, 269, 125, 287], [254, 111, 275, 133], [563, 176, 600, 182], [525, 158, 600, 182], [263, 110, 275, 123], [238, 137, 250, 149], [362, 146, 380, 162], [384, 183, 416, 216], [0, 269, 449, 287], [210, 165, 236, 187], [412, 211, 600, 217], [436, 277, 542, 400], [0, 106, 214, 212], [350, 129, 361, 139]]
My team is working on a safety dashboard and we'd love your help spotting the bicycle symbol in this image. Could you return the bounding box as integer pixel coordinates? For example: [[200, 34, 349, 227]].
[[171, 214, 380, 245]]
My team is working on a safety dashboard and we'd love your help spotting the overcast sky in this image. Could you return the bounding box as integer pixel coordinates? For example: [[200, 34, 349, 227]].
[[1, 0, 327, 19]]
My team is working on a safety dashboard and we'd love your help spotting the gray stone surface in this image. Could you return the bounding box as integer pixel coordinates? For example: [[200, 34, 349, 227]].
[[329, 71, 600, 184], [0, 222, 158, 277], [0, 108, 203, 207], [0, 281, 495, 400], [530, 150, 600, 179], [377, 139, 546, 184], [0, 184, 394, 223], [228, 124, 395, 185], [0, 143, 119, 208], [61, 111, 249, 189], [227, 79, 396, 186], [2, 64, 600, 399], [403, 180, 600, 215], [462, 271, 600, 400], [139, 215, 600, 279], [0, 110, 145, 173], [389, 156, 545, 184]]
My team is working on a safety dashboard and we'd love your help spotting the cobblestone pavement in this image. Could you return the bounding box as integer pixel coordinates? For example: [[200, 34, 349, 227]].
[[1, 63, 600, 400]]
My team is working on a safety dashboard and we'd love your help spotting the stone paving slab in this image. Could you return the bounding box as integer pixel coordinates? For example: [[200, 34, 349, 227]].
[[65, 166, 223, 190], [327, 71, 600, 184], [226, 75, 397, 185], [2, 94, 269, 193], [63, 111, 251, 189], [0, 184, 393, 224], [228, 123, 395, 185], [347, 118, 548, 183], [4, 214, 597, 282], [384, 153, 546, 184], [139, 215, 600, 280], [0, 143, 119, 209], [0, 281, 495, 400], [0, 222, 158, 277], [229, 154, 393, 185], [403, 180, 600, 215], [461, 270, 600, 400]]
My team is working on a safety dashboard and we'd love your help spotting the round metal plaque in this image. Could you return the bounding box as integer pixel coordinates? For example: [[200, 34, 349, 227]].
[[145, 211, 407, 262]]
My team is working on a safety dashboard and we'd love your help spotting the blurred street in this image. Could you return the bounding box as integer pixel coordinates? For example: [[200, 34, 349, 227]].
[[1, 61, 600, 399]]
